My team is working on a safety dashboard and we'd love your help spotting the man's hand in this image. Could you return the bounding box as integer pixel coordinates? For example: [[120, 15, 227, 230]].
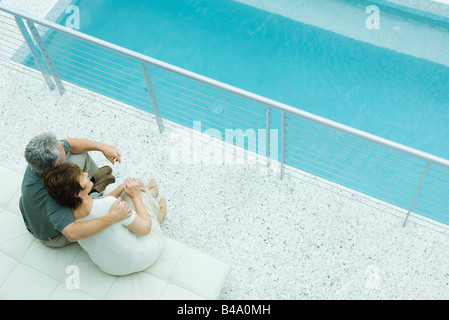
[[101, 143, 121, 165], [106, 197, 132, 222]]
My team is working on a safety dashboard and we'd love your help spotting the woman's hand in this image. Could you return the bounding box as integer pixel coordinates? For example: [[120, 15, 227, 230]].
[[123, 177, 146, 199]]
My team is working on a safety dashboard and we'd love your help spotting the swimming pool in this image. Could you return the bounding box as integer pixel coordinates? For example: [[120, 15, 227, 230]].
[[20, 0, 449, 224]]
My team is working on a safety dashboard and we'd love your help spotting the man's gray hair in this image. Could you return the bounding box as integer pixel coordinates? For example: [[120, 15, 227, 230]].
[[24, 132, 61, 176]]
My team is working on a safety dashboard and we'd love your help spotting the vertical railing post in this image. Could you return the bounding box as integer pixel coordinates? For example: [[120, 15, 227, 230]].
[[280, 111, 285, 179], [403, 162, 430, 227], [265, 106, 271, 167], [26, 21, 65, 95], [14, 17, 55, 91], [141, 62, 164, 133]]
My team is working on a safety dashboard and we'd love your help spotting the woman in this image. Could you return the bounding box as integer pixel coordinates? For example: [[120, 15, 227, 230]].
[[43, 162, 167, 276]]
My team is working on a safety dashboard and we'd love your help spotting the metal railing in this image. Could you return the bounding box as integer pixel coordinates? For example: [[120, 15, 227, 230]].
[[1, 3, 449, 230]]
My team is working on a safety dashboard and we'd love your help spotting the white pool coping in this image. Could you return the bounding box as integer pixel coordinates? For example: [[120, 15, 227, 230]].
[[2, 0, 449, 300], [234, 0, 449, 67]]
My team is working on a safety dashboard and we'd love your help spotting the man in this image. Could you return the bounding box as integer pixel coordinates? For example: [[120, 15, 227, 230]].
[[20, 132, 132, 248]]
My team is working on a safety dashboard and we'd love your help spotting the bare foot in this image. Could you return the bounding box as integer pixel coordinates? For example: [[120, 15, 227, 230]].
[[147, 178, 158, 198]]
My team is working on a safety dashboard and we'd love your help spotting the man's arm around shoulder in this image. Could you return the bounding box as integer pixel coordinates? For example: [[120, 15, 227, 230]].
[[62, 197, 132, 241]]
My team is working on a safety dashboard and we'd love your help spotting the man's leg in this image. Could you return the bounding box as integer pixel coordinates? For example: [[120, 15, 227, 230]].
[[40, 234, 73, 248], [63, 152, 99, 179], [64, 152, 113, 198]]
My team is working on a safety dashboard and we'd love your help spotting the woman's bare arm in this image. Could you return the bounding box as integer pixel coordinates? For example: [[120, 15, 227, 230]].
[[125, 194, 152, 236], [123, 178, 152, 236], [103, 183, 124, 198]]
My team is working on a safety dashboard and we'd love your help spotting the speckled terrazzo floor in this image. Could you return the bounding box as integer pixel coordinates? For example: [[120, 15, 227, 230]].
[[2, 0, 449, 299]]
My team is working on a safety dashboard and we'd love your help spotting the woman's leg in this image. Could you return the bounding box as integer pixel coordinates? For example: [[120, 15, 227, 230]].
[[147, 178, 165, 223]]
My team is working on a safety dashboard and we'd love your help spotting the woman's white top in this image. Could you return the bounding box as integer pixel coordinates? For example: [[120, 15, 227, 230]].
[[76, 196, 163, 276]]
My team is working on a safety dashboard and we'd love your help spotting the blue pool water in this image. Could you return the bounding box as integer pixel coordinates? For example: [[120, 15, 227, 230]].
[[22, 0, 449, 223]]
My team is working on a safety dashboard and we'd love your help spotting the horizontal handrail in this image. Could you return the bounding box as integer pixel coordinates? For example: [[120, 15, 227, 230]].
[[1, 3, 449, 169]]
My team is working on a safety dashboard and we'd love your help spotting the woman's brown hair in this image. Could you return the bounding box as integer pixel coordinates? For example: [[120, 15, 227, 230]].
[[43, 162, 85, 209]]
